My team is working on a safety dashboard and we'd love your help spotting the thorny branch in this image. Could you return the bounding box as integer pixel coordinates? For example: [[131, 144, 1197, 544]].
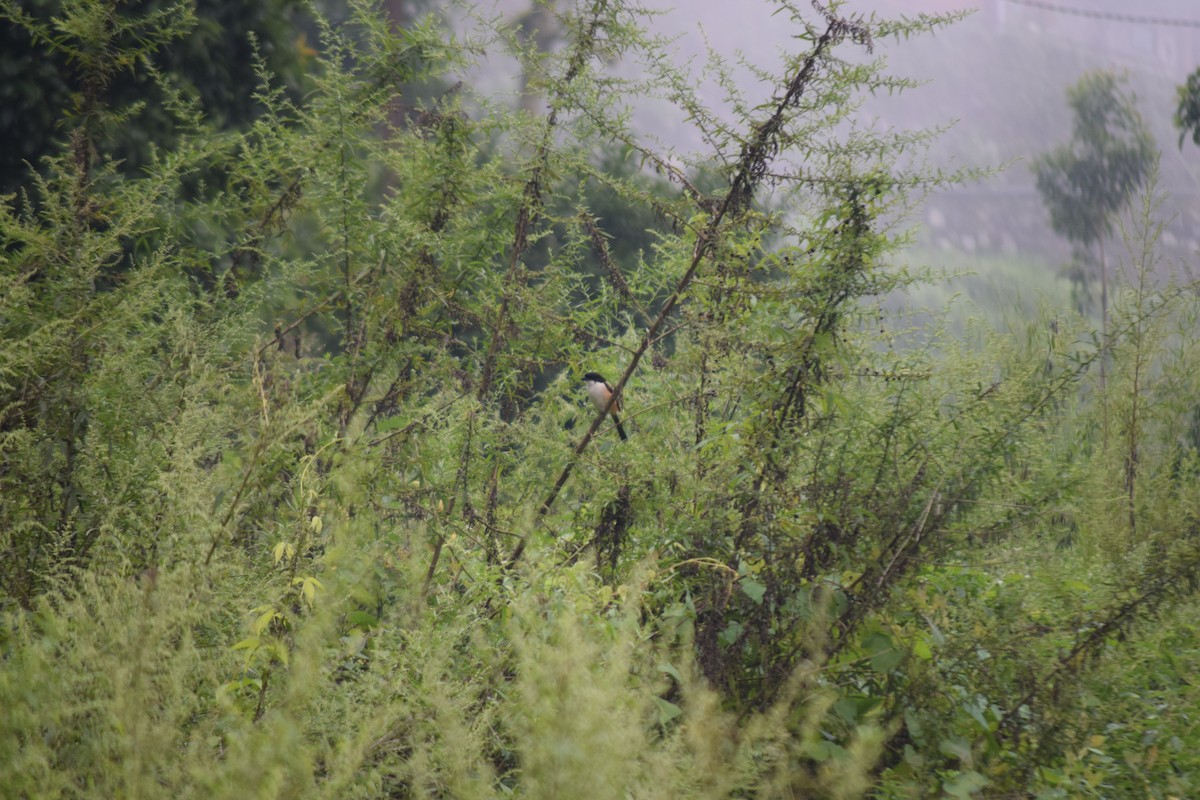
[[508, 4, 871, 567], [476, 0, 613, 400]]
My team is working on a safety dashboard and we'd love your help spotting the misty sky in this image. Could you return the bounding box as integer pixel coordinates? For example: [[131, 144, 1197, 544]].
[[474, 0, 1200, 265]]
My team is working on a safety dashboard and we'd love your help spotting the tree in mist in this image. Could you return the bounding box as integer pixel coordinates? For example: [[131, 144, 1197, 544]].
[[1174, 66, 1200, 149], [1033, 70, 1154, 358]]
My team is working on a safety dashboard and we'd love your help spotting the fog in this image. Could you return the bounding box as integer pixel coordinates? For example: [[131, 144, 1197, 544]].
[[476, 0, 1200, 282]]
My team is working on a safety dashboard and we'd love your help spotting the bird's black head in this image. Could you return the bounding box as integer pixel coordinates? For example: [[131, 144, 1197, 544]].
[[582, 372, 606, 383]]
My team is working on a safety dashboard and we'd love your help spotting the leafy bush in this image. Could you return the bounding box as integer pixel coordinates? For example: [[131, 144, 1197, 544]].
[[3, 1, 1200, 797]]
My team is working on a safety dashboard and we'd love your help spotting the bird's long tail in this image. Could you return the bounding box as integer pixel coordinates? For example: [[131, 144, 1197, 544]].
[[612, 413, 628, 441]]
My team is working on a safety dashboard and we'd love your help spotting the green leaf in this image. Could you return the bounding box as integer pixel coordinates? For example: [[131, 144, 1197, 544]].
[[802, 738, 847, 762], [216, 676, 260, 701], [252, 609, 279, 636], [938, 736, 972, 763], [740, 578, 766, 604], [657, 662, 683, 683], [863, 631, 904, 673], [346, 611, 378, 629], [293, 576, 324, 607], [718, 620, 744, 647], [376, 415, 408, 433], [654, 697, 682, 725], [904, 710, 925, 745], [834, 696, 859, 723], [266, 640, 290, 667], [273, 541, 295, 564], [942, 769, 988, 799], [913, 637, 933, 661]]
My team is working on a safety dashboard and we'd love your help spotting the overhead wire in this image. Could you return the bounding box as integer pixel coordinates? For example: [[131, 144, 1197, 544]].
[[1002, 0, 1200, 29], [1001, 0, 1200, 193]]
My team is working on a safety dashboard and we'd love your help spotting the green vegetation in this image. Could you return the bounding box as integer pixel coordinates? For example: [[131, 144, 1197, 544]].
[[0, 0, 320, 195], [1175, 65, 1200, 149], [2, 1, 1199, 798], [891, 249, 1075, 341], [1033, 70, 1155, 346]]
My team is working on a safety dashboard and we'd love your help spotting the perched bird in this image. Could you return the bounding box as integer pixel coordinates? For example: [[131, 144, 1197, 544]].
[[582, 372, 628, 440]]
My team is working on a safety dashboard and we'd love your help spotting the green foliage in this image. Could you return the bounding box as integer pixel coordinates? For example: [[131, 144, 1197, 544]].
[[1033, 71, 1154, 250], [1174, 65, 1200, 149], [0, 0, 317, 194], [3, 0, 1200, 797]]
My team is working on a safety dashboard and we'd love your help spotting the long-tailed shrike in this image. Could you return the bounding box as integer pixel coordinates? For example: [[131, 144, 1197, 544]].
[[582, 372, 628, 440]]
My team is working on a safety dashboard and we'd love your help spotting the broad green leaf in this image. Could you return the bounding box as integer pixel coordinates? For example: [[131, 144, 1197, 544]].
[[346, 611, 379, 629], [913, 637, 933, 660], [741, 578, 766, 604], [863, 631, 903, 673], [658, 662, 683, 683], [252, 609, 279, 636], [718, 620, 744, 647], [654, 697, 682, 725], [942, 770, 988, 799], [376, 415, 409, 433], [273, 541, 295, 563]]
